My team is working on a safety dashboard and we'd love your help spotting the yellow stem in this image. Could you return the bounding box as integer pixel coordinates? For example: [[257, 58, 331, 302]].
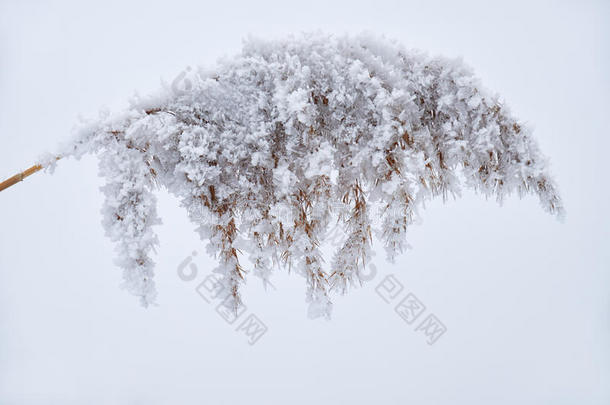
[[0, 158, 60, 192]]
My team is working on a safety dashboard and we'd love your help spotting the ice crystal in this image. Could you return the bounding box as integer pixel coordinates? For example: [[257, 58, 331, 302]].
[[49, 33, 563, 318]]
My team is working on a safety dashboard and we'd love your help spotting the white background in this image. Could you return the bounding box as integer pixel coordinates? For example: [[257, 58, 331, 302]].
[[1, 0, 608, 403]]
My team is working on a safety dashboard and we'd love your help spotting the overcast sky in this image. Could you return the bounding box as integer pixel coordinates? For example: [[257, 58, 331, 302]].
[[1, 0, 608, 404]]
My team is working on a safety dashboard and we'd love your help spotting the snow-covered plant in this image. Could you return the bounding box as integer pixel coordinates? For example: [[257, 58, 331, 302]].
[[34, 33, 562, 318]]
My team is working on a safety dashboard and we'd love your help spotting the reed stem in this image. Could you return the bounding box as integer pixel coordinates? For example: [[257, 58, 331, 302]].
[[1, 163, 46, 192]]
